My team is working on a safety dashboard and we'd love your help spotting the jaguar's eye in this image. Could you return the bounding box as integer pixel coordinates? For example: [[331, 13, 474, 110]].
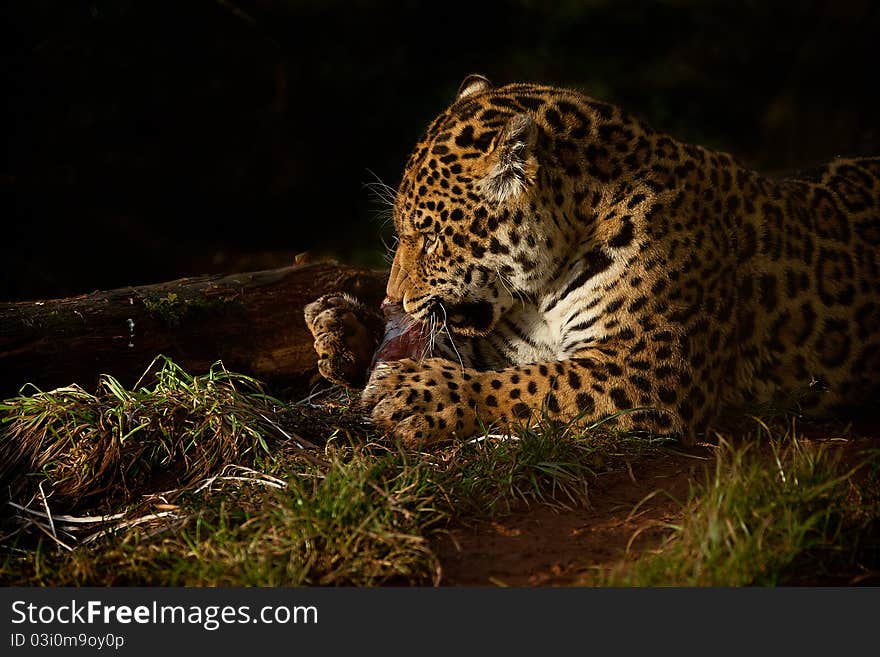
[[422, 233, 438, 254]]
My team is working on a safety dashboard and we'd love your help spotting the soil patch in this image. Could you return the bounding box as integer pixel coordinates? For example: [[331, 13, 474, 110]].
[[436, 447, 709, 585]]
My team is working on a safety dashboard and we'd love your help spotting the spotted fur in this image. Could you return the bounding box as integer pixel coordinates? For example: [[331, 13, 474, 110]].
[[304, 293, 384, 387], [311, 75, 880, 446]]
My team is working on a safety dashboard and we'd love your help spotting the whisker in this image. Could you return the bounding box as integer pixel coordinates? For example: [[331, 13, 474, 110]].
[[495, 268, 527, 309], [495, 268, 514, 297], [363, 170, 399, 232], [438, 303, 465, 371], [363, 169, 398, 208], [423, 314, 438, 362], [380, 233, 400, 260]]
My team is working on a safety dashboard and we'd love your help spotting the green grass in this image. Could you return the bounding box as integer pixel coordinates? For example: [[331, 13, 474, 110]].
[[0, 358, 661, 585], [7, 446, 445, 586], [0, 420, 643, 586], [601, 424, 880, 586], [1, 358, 877, 586], [0, 356, 284, 512], [447, 414, 667, 515]]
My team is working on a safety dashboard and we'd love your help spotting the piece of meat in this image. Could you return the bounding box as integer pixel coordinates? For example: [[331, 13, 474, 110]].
[[370, 298, 430, 370]]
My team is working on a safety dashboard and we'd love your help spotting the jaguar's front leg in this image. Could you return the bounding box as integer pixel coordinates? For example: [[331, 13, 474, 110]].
[[362, 358, 480, 446], [304, 293, 384, 387], [362, 347, 687, 446]]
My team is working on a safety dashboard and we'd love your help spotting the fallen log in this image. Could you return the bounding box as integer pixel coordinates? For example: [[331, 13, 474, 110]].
[[0, 262, 388, 398]]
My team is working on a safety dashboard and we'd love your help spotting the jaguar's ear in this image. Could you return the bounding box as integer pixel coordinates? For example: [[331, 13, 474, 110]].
[[456, 74, 492, 100], [479, 113, 538, 204]]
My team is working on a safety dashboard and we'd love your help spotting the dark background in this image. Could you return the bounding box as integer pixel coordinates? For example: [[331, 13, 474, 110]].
[[3, 0, 879, 301]]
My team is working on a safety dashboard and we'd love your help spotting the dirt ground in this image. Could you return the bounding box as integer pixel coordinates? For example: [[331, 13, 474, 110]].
[[435, 425, 880, 586], [435, 447, 708, 586]]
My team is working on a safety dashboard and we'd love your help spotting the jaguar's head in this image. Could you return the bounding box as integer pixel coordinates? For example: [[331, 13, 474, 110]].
[[386, 75, 560, 336]]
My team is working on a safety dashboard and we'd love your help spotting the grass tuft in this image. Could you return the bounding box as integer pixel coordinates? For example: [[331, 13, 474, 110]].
[[0, 355, 284, 511], [444, 413, 665, 515], [602, 427, 880, 586]]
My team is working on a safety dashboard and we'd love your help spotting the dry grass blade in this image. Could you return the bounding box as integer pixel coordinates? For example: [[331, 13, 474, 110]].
[[259, 413, 330, 468], [193, 465, 289, 494], [6, 501, 127, 524], [80, 511, 180, 545], [38, 482, 57, 546]]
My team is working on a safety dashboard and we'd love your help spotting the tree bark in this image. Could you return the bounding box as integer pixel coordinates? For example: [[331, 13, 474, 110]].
[[0, 262, 388, 398]]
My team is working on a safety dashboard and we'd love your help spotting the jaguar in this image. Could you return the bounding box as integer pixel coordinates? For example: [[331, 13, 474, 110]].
[[306, 74, 880, 446]]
